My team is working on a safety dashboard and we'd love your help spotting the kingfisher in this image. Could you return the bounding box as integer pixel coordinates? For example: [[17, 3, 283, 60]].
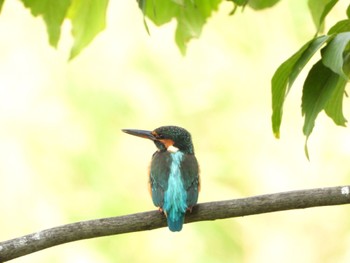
[[122, 125, 200, 232]]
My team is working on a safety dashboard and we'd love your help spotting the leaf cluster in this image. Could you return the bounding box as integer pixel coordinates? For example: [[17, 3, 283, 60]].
[[271, 0, 349, 158], [1, 0, 348, 156], [137, 0, 349, 157], [137, 0, 281, 54]]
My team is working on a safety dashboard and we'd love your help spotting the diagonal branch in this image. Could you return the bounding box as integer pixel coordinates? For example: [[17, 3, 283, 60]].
[[1, 185, 350, 262]]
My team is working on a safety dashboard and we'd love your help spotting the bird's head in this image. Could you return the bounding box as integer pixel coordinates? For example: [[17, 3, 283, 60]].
[[122, 125, 194, 154]]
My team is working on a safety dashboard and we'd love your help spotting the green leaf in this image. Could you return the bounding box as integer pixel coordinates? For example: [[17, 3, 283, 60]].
[[21, 0, 71, 47], [343, 51, 350, 76], [136, 0, 150, 35], [322, 32, 350, 80], [140, 0, 178, 26], [0, 0, 4, 13], [226, 0, 248, 15], [68, 0, 109, 60], [271, 35, 329, 138], [175, 1, 220, 54], [248, 0, 280, 10], [324, 50, 349, 126], [301, 60, 340, 138], [172, 0, 185, 5], [227, 0, 248, 6], [301, 58, 347, 158], [289, 36, 330, 85], [328, 19, 350, 35], [308, 0, 338, 33], [141, 0, 220, 55], [347, 4, 350, 18], [324, 76, 348, 126]]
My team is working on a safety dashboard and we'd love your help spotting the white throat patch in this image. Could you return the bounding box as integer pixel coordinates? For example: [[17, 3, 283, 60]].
[[167, 145, 179, 153]]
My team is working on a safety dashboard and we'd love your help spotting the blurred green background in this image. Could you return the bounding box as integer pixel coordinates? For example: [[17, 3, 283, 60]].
[[1, 1, 350, 262]]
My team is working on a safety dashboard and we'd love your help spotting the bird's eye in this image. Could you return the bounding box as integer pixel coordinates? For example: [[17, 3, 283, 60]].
[[157, 134, 164, 139]]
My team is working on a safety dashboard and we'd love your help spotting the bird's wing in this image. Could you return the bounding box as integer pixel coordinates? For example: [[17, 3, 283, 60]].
[[180, 154, 200, 208], [149, 151, 171, 208]]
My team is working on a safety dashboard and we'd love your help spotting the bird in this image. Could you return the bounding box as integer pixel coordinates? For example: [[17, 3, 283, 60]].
[[122, 125, 200, 232]]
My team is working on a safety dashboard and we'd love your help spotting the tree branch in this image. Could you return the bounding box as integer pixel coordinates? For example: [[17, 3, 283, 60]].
[[1, 185, 350, 262]]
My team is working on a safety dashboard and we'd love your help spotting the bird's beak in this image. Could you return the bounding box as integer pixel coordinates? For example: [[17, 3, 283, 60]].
[[122, 129, 157, 141]]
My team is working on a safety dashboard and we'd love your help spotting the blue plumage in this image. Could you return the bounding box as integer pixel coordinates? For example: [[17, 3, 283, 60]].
[[162, 151, 188, 231]]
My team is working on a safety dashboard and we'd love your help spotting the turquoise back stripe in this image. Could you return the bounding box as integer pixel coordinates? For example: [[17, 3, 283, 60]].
[[163, 151, 187, 231]]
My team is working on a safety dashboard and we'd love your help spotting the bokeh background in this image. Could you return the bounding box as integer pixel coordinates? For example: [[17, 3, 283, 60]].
[[1, 1, 350, 262]]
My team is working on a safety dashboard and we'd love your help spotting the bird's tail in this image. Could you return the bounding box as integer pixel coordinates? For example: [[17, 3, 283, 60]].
[[167, 212, 185, 232]]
